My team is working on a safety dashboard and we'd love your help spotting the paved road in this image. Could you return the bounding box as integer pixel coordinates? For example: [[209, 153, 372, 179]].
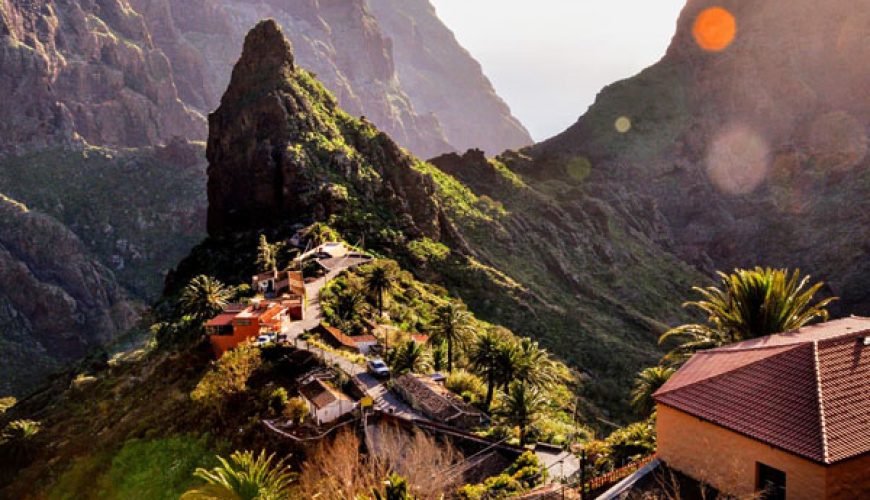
[[537, 448, 581, 482], [356, 373, 421, 420], [280, 254, 424, 421]]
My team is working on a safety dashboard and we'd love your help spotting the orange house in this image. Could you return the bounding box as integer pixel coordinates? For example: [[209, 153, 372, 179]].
[[654, 317, 870, 499], [206, 300, 288, 356]]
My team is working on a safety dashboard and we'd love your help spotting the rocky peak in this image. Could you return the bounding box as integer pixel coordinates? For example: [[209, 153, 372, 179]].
[[223, 19, 295, 103], [207, 20, 441, 239]]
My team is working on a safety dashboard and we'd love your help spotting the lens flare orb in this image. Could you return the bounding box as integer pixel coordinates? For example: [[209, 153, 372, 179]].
[[614, 116, 632, 133], [693, 7, 737, 52], [706, 125, 770, 195]]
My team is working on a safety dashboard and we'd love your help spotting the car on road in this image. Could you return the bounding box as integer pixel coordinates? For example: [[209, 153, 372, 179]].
[[367, 358, 390, 378], [254, 334, 276, 346]]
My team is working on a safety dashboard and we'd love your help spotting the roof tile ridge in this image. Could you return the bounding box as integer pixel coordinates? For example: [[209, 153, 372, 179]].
[[656, 343, 805, 397], [812, 340, 830, 464], [710, 343, 804, 353]]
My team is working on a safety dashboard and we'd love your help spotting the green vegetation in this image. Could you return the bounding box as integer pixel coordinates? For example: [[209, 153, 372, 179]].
[[47, 435, 221, 500], [496, 381, 548, 445], [458, 451, 546, 499], [179, 275, 235, 322], [630, 366, 675, 417], [191, 342, 263, 422], [430, 302, 474, 373], [182, 450, 295, 500], [389, 338, 431, 374], [0, 144, 207, 300], [364, 261, 399, 319], [660, 267, 836, 362]]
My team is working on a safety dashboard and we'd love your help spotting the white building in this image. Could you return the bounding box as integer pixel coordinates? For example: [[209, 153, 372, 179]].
[[299, 379, 356, 425]]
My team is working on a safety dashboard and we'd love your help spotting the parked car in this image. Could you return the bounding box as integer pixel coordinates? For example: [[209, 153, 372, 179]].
[[367, 358, 390, 378], [254, 335, 272, 346]]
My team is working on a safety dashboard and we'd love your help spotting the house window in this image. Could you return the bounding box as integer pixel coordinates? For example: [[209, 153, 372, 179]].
[[234, 319, 252, 327], [756, 463, 786, 500]]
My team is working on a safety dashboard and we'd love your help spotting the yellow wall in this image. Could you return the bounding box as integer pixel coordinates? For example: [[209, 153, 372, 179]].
[[656, 404, 828, 499], [826, 453, 870, 499]]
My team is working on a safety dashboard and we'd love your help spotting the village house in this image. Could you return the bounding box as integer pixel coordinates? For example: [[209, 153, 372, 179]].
[[313, 323, 377, 354], [298, 378, 356, 425], [251, 269, 306, 301], [393, 373, 487, 430], [206, 298, 300, 356], [653, 316, 870, 500]]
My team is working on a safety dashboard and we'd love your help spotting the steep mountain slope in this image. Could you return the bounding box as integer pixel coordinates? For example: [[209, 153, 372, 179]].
[[130, 0, 531, 158], [366, 0, 531, 154], [0, 194, 138, 397], [522, 0, 870, 315], [0, 0, 530, 394], [0, 0, 205, 154], [185, 20, 700, 414]]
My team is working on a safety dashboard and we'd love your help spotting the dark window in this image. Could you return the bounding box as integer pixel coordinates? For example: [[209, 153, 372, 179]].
[[757, 463, 786, 500]]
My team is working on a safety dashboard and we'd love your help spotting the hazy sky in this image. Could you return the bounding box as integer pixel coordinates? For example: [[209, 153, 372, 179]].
[[429, 0, 686, 141]]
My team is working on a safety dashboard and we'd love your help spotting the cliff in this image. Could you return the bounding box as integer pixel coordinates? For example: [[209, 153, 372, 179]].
[[130, 0, 530, 157], [0, 0, 205, 154], [522, 0, 870, 315], [0, 195, 139, 396]]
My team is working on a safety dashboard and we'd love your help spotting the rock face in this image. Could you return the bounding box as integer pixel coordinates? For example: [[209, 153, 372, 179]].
[[367, 0, 531, 154], [207, 20, 441, 239], [0, 195, 138, 396], [520, 0, 870, 315], [130, 0, 531, 157], [0, 0, 205, 154]]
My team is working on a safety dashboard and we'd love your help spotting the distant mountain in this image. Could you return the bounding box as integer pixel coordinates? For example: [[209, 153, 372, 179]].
[[129, 0, 531, 158], [522, 0, 870, 315]]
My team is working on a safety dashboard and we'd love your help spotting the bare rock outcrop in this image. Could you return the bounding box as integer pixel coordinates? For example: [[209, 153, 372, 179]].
[[0, 0, 205, 154]]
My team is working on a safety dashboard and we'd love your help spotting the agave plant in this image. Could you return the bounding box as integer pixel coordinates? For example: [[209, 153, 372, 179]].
[[181, 450, 295, 500], [660, 267, 836, 362]]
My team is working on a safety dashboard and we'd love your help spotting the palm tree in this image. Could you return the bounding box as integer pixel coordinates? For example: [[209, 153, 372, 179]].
[[495, 340, 520, 390], [469, 329, 503, 410], [497, 381, 547, 446], [513, 338, 560, 389], [630, 366, 676, 417], [334, 288, 366, 328], [365, 262, 396, 319], [179, 275, 234, 321], [181, 450, 295, 500], [660, 267, 836, 362], [390, 339, 431, 374], [431, 301, 474, 373]]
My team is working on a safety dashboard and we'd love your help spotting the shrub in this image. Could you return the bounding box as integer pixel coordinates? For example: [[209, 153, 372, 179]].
[[267, 387, 289, 416], [283, 397, 309, 424], [446, 370, 485, 401], [191, 343, 262, 421]]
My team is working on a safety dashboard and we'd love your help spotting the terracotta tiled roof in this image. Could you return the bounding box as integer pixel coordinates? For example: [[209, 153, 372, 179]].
[[205, 313, 237, 327], [654, 317, 870, 464], [316, 323, 358, 349]]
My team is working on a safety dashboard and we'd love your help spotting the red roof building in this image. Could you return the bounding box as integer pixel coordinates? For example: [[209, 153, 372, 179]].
[[654, 317, 870, 499]]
